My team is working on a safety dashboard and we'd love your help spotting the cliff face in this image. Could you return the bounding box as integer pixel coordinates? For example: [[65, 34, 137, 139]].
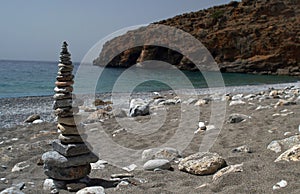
[[94, 0, 300, 75]]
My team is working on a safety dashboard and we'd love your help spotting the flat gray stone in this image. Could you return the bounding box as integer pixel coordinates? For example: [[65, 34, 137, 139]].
[[58, 134, 86, 144], [143, 159, 171, 171], [42, 151, 98, 168], [52, 140, 92, 157]]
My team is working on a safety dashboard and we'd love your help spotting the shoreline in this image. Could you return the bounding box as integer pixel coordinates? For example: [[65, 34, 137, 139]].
[[1, 81, 300, 129]]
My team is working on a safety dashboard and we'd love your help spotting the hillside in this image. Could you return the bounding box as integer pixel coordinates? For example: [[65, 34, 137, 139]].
[[93, 0, 300, 75]]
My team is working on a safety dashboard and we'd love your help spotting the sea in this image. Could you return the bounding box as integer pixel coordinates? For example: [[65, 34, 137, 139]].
[[0, 60, 299, 98]]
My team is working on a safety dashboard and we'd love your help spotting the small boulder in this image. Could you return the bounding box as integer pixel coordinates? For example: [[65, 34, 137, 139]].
[[129, 99, 150, 117], [178, 152, 226, 175]]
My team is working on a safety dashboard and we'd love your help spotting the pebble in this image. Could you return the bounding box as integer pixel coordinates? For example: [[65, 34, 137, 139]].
[[76, 186, 105, 194], [111, 173, 134, 179], [232, 145, 251, 153], [11, 161, 30, 172], [229, 100, 246, 106], [91, 160, 106, 170], [198, 122, 206, 130], [24, 114, 40, 123], [212, 163, 243, 181], [228, 113, 249, 123], [32, 119, 44, 124], [115, 181, 129, 190], [122, 164, 137, 172], [143, 159, 171, 171], [273, 180, 288, 190]]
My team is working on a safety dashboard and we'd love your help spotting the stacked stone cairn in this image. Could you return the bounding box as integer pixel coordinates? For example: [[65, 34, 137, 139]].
[[42, 42, 99, 191]]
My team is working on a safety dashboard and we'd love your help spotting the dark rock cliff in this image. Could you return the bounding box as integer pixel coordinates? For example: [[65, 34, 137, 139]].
[[93, 0, 300, 75]]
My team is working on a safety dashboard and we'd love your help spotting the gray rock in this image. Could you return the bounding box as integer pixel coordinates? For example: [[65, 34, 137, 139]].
[[143, 159, 171, 171], [267, 135, 300, 153], [267, 141, 282, 153], [142, 147, 181, 162], [178, 152, 226, 175], [129, 99, 150, 117], [160, 99, 180, 105], [42, 151, 98, 168], [232, 94, 243, 100], [0, 187, 24, 194], [76, 186, 105, 194], [44, 164, 91, 180], [53, 99, 72, 109], [43, 178, 66, 191], [24, 114, 40, 123], [228, 114, 250, 123], [52, 140, 92, 157]]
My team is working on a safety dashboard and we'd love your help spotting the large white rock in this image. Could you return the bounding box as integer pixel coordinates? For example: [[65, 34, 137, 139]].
[[129, 99, 150, 117]]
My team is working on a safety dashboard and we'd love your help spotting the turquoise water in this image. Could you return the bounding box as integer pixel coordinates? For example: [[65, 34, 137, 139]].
[[0, 60, 299, 98]]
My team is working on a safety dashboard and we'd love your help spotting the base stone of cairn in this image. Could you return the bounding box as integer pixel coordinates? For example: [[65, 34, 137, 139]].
[[42, 42, 99, 192]]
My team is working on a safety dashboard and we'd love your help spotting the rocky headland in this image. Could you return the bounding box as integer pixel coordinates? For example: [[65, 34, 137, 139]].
[[93, 0, 300, 75]]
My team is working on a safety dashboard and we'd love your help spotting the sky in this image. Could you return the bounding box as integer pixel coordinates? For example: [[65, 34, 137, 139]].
[[0, 0, 232, 62]]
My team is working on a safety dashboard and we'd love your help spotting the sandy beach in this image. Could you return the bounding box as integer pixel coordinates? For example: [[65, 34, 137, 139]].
[[1, 82, 300, 193]]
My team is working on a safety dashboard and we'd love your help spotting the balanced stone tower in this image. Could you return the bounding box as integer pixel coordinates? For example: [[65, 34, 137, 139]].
[[42, 42, 98, 191]]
